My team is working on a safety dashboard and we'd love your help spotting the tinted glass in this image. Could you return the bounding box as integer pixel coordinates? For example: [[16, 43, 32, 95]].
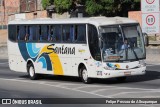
[[53, 25, 62, 42], [17, 25, 26, 41], [28, 25, 38, 41], [88, 24, 101, 61], [40, 25, 49, 41], [8, 25, 17, 41], [62, 25, 74, 42], [75, 25, 86, 42]]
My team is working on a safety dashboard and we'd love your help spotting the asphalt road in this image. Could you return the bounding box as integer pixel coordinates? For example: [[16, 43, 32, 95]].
[[0, 59, 160, 107]]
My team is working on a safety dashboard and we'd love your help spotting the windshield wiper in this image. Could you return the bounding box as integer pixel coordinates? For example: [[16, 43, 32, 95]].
[[129, 44, 139, 60]]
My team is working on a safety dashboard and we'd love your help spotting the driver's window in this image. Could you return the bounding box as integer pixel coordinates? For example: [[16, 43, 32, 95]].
[[122, 26, 139, 48], [101, 27, 122, 54]]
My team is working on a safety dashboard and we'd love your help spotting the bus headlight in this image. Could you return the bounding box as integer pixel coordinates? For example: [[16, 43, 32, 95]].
[[139, 60, 146, 67]]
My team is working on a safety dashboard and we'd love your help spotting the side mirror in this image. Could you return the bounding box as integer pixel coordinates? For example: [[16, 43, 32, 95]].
[[143, 33, 149, 46]]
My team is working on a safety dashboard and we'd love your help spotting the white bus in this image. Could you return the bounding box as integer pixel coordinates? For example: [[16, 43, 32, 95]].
[[8, 17, 146, 83]]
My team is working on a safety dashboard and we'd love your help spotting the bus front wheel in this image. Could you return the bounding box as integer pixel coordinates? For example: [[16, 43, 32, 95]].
[[80, 66, 92, 84], [27, 63, 37, 80]]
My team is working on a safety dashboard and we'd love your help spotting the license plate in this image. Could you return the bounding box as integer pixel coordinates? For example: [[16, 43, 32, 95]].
[[124, 71, 131, 76]]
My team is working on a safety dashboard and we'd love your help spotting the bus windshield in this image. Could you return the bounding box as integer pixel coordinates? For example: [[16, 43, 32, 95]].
[[100, 24, 145, 62]]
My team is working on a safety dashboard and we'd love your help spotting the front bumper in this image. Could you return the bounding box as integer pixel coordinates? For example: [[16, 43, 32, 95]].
[[94, 66, 146, 79]]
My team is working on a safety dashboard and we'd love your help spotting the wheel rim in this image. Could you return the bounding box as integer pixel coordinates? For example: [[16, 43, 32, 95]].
[[29, 66, 34, 77], [82, 69, 88, 82]]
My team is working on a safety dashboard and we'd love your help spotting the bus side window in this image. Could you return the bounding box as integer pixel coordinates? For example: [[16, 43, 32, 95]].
[[9, 25, 17, 42], [25, 26, 30, 41], [38, 26, 41, 41], [18, 25, 26, 41], [70, 25, 74, 42], [62, 25, 72, 42], [47, 25, 51, 41], [53, 25, 62, 42], [50, 25, 55, 41], [17, 26, 20, 40], [75, 25, 86, 43], [40, 25, 48, 41], [29, 25, 37, 41]]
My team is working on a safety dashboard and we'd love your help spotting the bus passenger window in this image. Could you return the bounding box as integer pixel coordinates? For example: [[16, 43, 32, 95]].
[[70, 25, 74, 42], [17, 26, 20, 40], [18, 25, 26, 41], [75, 25, 86, 43], [53, 25, 61, 42], [29, 25, 37, 41], [8, 25, 16, 41], [62, 25, 72, 42], [40, 25, 48, 41], [47, 25, 51, 41], [50, 25, 55, 41], [38, 26, 42, 41], [25, 26, 30, 41]]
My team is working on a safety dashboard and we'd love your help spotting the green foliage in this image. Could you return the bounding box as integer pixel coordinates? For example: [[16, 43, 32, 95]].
[[42, 0, 140, 16], [42, 0, 51, 10], [54, 0, 72, 14], [85, 0, 103, 16]]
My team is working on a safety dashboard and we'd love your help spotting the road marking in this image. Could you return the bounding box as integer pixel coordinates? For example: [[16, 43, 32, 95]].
[[73, 84, 159, 91], [56, 83, 83, 86], [91, 87, 132, 93], [108, 90, 160, 97], [73, 85, 105, 90], [0, 77, 159, 92], [41, 83, 109, 98], [91, 89, 108, 93], [0, 77, 155, 107], [0, 78, 108, 98]]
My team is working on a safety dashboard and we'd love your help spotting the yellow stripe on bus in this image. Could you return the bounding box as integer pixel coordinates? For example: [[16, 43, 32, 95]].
[[39, 45, 64, 75]]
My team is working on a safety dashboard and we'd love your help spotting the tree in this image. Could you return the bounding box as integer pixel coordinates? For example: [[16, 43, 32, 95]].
[[86, 0, 140, 16], [42, 0, 51, 9], [85, 0, 103, 16], [54, 0, 72, 14], [42, 0, 140, 16]]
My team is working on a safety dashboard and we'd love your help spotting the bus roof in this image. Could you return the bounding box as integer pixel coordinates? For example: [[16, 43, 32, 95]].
[[8, 16, 138, 26]]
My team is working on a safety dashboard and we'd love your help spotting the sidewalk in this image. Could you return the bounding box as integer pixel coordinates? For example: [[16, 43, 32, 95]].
[[146, 48, 160, 64]]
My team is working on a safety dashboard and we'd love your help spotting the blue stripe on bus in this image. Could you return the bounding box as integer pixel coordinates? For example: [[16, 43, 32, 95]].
[[18, 42, 52, 71], [38, 53, 52, 71], [26, 43, 40, 59]]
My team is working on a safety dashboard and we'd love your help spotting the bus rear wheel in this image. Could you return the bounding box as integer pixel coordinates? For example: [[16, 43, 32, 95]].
[[27, 63, 37, 80], [80, 66, 92, 84]]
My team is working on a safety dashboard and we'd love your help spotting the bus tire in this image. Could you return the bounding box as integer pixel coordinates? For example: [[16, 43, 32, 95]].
[[80, 66, 92, 84], [27, 63, 37, 80], [116, 77, 127, 82]]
